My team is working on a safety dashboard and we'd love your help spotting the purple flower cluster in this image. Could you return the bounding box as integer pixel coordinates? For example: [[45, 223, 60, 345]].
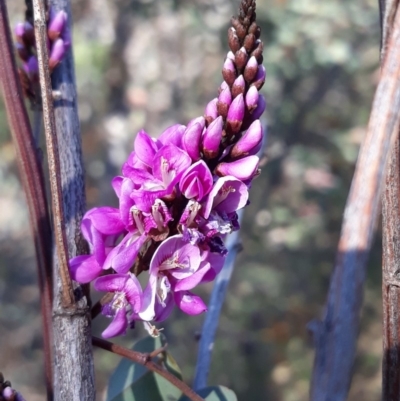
[[15, 8, 70, 87], [70, 0, 266, 338]]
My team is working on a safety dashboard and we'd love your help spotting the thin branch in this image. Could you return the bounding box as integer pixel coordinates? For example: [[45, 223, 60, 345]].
[[0, 1, 53, 399], [92, 337, 205, 401], [310, 5, 400, 401], [380, 1, 400, 400], [32, 0, 74, 308], [193, 209, 243, 390]]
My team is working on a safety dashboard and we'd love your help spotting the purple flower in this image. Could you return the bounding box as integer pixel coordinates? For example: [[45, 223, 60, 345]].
[[179, 160, 213, 201], [139, 235, 206, 321], [69, 207, 126, 283], [130, 143, 192, 210], [94, 274, 142, 338], [202, 176, 249, 219]]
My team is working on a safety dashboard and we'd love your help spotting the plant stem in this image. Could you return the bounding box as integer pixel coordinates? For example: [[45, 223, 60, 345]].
[[310, 4, 400, 400], [0, 1, 53, 399], [380, 1, 400, 400], [92, 337, 205, 401], [32, 0, 74, 308]]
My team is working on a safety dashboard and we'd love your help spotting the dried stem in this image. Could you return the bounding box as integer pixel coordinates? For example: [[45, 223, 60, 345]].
[[380, 1, 400, 400], [92, 337, 205, 401], [32, 0, 74, 307], [309, 5, 400, 400], [0, 1, 53, 398]]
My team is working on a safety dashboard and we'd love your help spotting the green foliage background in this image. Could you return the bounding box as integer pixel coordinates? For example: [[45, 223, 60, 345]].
[[0, 0, 382, 400]]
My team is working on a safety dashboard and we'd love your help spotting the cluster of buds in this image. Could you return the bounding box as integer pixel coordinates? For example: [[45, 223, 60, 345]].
[[69, 0, 266, 338], [0, 373, 26, 401], [15, 7, 70, 100]]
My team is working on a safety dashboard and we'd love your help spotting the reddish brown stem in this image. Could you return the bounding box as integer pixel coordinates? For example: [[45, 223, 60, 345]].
[[92, 337, 205, 401], [381, 1, 400, 400], [310, 4, 400, 400], [0, 1, 53, 399], [32, 0, 74, 307]]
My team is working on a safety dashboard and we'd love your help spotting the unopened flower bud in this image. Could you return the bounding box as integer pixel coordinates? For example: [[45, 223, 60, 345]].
[[231, 17, 246, 40], [219, 81, 229, 94], [15, 23, 25, 42], [48, 10, 67, 41], [187, 116, 205, 130], [251, 64, 266, 90], [227, 93, 245, 134], [49, 38, 66, 70], [232, 75, 245, 98], [15, 22, 34, 47], [243, 33, 256, 53], [251, 94, 266, 120], [245, 85, 259, 112], [182, 123, 203, 161], [217, 85, 232, 118], [202, 116, 223, 159], [24, 56, 38, 80], [158, 124, 186, 147], [244, 56, 258, 82], [228, 27, 240, 53], [251, 40, 263, 64], [227, 51, 235, 61], [235, 47, 248, 71], [222, 58, 236, 86], [249, 21, 261, 39], [204, 98, 218, 125], [231, 120, 263, 158], [2, 386, 14, 400], [216, 155, 259, 181]]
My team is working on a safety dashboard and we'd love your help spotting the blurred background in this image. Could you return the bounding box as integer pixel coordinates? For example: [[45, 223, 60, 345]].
[[0, 0, 382, 400]]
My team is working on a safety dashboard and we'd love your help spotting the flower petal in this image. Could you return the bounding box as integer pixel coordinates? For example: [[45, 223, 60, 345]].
[[102, 308, 128, 338], [94, 274, 128, 292], [174, 291, 207, 315], [69, 255, 102, 284]]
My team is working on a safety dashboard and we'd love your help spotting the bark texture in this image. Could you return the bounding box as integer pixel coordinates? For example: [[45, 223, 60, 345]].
[[48, 0, 95, 399], [381, 1, 400, 400]]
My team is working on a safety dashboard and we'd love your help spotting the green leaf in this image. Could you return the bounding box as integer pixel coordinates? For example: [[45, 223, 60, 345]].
[[106, 334, 183, 401], [178, 386, 237, 401]]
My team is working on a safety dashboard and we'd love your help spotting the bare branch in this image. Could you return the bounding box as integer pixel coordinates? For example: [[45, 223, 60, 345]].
[[0, 1, 53, 399], [92, 337, 206, 401], [309, 5, 400, 401], [32, 0, 74, 307]]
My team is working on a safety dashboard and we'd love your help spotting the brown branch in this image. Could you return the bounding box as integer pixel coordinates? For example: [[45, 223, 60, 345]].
[[0, 1, 53, 399], [32, 0, 74, 308], [381, 1, 400, 400], [92, 337, 205, 401], [309, 5, 400, 401]]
